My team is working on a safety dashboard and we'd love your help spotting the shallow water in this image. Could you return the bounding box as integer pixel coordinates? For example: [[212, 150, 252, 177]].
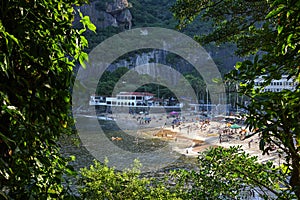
[[61, 115, 197, 173]]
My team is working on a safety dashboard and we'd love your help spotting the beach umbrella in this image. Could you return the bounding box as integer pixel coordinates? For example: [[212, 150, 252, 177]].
[[230, 124, 241, 129], [170, 111, 178, 114]]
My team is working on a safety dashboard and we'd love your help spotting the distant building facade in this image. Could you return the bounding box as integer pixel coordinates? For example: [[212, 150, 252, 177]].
[[90, 92, 154, 106], [254, 75, 296, 92]]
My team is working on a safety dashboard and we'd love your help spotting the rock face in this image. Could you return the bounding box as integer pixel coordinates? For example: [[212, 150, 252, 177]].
[[77, 49, 194, 87], [106, 0, 129, 13], [76, 0, 132, 30]]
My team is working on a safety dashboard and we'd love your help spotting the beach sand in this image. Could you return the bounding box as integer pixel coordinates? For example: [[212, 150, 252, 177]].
[[109, 112, 281, 165]]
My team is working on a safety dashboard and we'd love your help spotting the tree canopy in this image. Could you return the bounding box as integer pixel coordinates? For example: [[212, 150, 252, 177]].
[[0, 0, 95, 198], [172, 0, 300, 198]]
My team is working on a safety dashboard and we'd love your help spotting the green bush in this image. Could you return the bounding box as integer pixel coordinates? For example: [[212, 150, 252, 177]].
[[78, 159, 182, 199]]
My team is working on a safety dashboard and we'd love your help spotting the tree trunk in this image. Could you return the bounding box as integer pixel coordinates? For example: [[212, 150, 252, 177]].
[[290, 158, 300, 199]]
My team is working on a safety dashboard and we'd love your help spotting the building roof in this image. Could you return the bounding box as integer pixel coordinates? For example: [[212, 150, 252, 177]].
[[118, 92, 154, 96], [148, 97, 163, 102]]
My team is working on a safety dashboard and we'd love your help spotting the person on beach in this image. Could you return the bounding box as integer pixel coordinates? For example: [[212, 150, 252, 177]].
[[248, 139, 253, 148]]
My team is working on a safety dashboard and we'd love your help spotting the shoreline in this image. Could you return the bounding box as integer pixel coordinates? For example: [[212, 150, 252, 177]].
[[77, 112, 281, 166], [111, 112, 281, 165]]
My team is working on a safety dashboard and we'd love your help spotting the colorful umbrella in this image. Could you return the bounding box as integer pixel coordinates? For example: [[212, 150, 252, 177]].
[[230, 124, 241, 129], [170, 111, 178, 114]]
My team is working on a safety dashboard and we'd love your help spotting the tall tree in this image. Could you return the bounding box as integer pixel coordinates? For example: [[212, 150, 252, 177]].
[[0, 0, 95, 198], [172, 0, 300, 198]]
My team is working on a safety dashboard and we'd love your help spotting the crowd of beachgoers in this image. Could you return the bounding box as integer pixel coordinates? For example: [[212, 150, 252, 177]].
[[106, 111, 281, 165]]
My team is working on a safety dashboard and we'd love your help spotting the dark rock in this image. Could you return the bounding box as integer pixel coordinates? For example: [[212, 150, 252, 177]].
[[76, 0, 132, 30]]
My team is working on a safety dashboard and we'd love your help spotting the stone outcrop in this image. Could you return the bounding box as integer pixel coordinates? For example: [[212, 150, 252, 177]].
[[76, 0, 132, 30], [106, 0, 129, 14], [106, 0, 132, 30]]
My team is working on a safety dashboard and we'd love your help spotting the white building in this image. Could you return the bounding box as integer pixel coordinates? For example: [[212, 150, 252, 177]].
[[89, 92, 154, 107], [114, 92, 154, 106], [254, 75, 296, 92]]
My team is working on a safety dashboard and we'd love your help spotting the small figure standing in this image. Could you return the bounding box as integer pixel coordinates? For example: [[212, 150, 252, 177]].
[[248, 139, 253, 148]]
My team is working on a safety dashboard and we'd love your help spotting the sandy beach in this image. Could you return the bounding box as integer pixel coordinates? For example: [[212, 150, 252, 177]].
[[108, 112, 281, 165]]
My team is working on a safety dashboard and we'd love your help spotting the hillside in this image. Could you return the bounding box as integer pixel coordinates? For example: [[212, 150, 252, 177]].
[[77, 0, 239, 75]]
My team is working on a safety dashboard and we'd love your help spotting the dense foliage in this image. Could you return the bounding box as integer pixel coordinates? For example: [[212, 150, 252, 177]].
[[78, 159, 182, 199], [173, 146, 296, 199], [0, 0, 95, 198], [172, 0, 300, 198], [78, 147, 296, 199]]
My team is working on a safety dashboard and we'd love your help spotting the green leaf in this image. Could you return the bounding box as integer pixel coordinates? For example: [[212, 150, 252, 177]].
[[235, 62, 242, 70], [80, 16, 96, 32], [7, 33, 19, 45], [277, 25, 283, 34], [79, 52, 88, 69], [65, 165, 77, 176], [266, 5, 285, 19]]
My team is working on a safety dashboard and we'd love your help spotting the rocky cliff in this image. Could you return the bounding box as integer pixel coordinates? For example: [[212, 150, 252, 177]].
[[76, 0, 132, 30], [74, 0, 240, 84]]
